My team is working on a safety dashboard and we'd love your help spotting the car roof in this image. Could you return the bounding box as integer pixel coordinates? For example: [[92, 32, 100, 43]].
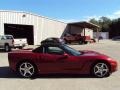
[[41, 43, 63, 47]]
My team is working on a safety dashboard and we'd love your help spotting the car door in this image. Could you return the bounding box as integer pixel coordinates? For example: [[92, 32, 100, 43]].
[[38, 46, 68, 73], [38, 45, 83, 74]]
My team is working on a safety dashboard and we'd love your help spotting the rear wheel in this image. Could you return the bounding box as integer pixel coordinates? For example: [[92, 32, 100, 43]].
[[92, 62, 110, 78], [4, 44, 11, 52], [18, 61, 37, 78]]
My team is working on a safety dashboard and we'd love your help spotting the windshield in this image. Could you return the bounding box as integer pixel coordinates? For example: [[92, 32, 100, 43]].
[[62, 45, 82, 56]]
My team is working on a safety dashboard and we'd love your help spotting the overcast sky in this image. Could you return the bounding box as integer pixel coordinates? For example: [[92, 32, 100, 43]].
[[0, 0, 120, 22]]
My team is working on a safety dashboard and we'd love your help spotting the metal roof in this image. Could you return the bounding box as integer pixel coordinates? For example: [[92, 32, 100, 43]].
[[0, 10, 100, 29], [68, 21, 100, 29], [0, 10, 66, 24]]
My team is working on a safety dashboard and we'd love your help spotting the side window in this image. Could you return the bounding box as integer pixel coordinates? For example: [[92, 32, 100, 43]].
[[33, 46, 44, 53], [6, 36, 13, 39], [46, 46, 64, 55]]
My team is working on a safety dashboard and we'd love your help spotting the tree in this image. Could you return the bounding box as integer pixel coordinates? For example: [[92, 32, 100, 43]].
[[109, 18, 120, 38], [99, 17, 112, 32], [89, 17, 112, 32], [89, 18, 99, 26], [89, 16, 120, 38]]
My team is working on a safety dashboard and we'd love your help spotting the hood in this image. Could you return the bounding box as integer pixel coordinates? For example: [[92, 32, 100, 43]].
[[79, 50, 111, 60], [80, 50, 107, 57]]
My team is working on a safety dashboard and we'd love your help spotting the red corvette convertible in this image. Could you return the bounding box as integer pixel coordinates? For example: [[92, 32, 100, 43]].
[[8, 42, 117, 78]]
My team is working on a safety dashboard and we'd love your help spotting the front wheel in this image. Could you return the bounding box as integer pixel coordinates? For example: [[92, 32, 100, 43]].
[[18, 62, 37, 78], [92, 62, 110, 78]]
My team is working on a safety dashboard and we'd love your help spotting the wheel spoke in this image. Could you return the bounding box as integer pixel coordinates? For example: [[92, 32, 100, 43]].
[[103, 69, 108, 72], [27, 71, 33, 75], [20, 67, 25, 71], [100, 71, 103, 77], [95, 65, 100, 69], [101, 63, 104, 68], [24, 63, 28, 68], [95, 70, 100, 74], [28, 66, 33, 70], [23, 71, 27, 76]]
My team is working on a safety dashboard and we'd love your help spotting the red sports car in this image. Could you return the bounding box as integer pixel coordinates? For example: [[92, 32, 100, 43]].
[[8, 43, 117, 78]]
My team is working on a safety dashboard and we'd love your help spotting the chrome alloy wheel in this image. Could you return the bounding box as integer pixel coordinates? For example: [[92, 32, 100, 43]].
[[19, 62, 35, 78], [93, 63, 109, 77]]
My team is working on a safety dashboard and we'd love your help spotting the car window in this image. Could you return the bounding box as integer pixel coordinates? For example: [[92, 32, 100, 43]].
[[62, 45, 82, 56], [6, 36, 13, 39], [32, 46, 44, 53], [46, 46, 64, 55]]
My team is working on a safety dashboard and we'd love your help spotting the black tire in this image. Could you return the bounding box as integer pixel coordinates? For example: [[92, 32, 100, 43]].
[[84, 41, 88, 44], [18, 46, 23, 49], [91, 62, 110, 78], [79, 41, 83, 44], [4, 44, 11, 52], [18, 61, 37, 78]]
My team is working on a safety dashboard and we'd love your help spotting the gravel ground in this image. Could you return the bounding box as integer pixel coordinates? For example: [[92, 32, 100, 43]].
[[0, 40, 120, 90]]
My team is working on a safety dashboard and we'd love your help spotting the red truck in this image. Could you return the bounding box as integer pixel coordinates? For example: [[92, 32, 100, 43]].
[[63, 34, 95, 44]]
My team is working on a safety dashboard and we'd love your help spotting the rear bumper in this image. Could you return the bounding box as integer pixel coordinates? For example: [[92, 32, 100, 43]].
[[13, 43, 28, 48]]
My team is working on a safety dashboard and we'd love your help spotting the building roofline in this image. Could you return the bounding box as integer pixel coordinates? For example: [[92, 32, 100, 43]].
[[69, 21, 100, 28], [0, 10, 66, 24]]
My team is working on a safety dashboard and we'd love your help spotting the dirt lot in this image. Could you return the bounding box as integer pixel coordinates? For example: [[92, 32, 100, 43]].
[[0, 40, 120, 90]]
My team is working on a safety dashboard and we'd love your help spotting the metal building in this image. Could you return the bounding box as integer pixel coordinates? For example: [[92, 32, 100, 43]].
[[0, 10, 67, 45], [0, 10, 99, 45]]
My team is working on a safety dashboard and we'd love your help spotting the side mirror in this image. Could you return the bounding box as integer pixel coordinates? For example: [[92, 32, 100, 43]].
[[63, 53, 69, 58]]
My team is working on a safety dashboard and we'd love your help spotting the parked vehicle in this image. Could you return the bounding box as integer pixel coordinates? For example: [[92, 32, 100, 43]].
[[14, 38, 28, 49], [0, 35, 14, 51], [63, 34, 94, 44], [8, 40, 117, 78], [112, 36, 120, 41], [41, 37, 65, 45], [0, 35, 28, 51]]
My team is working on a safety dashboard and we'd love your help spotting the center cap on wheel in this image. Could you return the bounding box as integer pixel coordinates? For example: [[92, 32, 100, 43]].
[[25, 68, 30, 72], [99, 67, 103, 70]]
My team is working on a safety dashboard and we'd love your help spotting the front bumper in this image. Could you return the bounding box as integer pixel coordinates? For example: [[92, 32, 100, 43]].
[[110, 61, 118, 72]]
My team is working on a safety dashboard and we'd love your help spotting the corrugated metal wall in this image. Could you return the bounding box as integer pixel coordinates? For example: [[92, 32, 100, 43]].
[[0, 11, 67, 45]]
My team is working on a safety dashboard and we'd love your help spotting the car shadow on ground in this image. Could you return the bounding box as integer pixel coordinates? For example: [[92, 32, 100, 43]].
[[0, 66, 101, 79], [0, 49, 6, 53]]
